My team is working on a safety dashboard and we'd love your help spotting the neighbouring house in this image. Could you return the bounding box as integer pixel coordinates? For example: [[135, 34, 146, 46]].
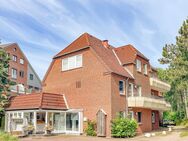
[[0, 43, 42, 94], [4, 33, 171, 137]]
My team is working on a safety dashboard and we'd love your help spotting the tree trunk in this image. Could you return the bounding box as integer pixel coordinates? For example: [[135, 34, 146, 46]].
[[183, 89, 188, 119]]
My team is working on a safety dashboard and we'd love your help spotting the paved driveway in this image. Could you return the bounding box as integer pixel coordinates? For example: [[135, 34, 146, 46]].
[[20, 132, 188, 141]]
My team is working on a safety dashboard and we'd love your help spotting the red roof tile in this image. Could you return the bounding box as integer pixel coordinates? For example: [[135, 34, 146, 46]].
[[54, 33, 133, 79], [115, 44, 149, 65], [6, 93, 67, 110]]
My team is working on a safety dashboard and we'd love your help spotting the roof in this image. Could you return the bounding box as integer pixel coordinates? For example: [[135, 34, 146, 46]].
[[6, 92, 67, 111], [53, 33, 133, 79], [114, 44, 149, 65]]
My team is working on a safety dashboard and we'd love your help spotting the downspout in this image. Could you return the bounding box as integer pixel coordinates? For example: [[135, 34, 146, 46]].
[[125, 77, 129, 117]]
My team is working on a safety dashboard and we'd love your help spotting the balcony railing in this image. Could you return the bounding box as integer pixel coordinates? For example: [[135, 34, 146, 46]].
[[10, 84, 40, 94], [127, 95, 171, 111], [150, 77, 171, 92]]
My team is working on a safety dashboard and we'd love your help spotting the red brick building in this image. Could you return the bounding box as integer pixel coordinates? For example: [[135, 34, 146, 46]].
[[0, 43, 41, 94], [4, 33, 170, 137], [42, 33, 171, 136]]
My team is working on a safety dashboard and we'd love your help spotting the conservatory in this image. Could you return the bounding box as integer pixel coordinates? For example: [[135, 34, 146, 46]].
[[5, 92, 83, 135]]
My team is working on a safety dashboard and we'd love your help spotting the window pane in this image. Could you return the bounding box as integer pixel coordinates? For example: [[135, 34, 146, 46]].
[[119, 81, 124, 94], [136, 59, 141, 72], [62, 58, 68, 71], [76, 55, 82, 68], [68, 56, 76, 70]]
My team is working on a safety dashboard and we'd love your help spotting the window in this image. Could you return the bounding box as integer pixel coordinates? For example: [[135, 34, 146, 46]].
[[19, 71, 24, 78], [137, 112, 142, 123], [152, 112, 155, 123], [12, 55, 17, 62], [129, 111, 134, 119], [119, 111, 125, 118], [11, 68, 17, 79], [144, 64, 148, 75], [20, 58, 24, 64], [62, 54, 82, 71], [119, 80, 125, 95], [30, 74, 34, 80], [136, 59, 141, 72], [128, 83, 134, 96], [138, 86, 142, 96], [13, 48, 17, 51]]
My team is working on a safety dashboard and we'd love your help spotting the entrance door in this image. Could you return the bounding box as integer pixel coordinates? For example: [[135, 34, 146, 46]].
[[97, 109, 106, 137], [53, 113, 66, 133], [66, 113, 79, 132]]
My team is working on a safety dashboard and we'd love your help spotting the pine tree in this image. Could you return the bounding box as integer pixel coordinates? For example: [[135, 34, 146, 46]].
[[159, 18, 188, 118]]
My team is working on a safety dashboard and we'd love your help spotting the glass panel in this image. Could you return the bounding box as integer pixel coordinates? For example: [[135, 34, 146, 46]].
[[66, 113, 79, 131], [62, 58, 68, 71], [76, 54, 82, 68], [68, 56, 76, 70], [53, 113, 65, 132]]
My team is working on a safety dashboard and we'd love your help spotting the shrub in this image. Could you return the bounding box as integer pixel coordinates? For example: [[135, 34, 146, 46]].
[[0, 132, 18, 141], [85, 120, 97, 136], [111, 117, 138, 138]]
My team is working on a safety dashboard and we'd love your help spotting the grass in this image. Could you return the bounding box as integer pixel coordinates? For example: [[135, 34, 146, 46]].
[[0, 132, 19, 141], [180, 131, 188, 137]]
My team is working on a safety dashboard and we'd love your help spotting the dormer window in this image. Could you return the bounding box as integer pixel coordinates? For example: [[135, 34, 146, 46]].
[[62, 54, 82, 71], [136, 59, 141, 72]]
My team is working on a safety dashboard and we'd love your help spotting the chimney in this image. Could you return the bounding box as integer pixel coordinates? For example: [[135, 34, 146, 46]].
[[102, 40, 109, 48]]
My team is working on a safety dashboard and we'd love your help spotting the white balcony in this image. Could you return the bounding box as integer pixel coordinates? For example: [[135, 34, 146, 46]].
[[150, 78, 171, 92], [128, 96, 171, 111]]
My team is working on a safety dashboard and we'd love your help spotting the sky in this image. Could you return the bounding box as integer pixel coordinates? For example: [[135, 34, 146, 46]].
[[0, 0, 188, 80]]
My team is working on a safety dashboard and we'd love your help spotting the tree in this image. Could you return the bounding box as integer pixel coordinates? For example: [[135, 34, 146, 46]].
[[159, 18, 188, 119], [0, 48, 14, 118]]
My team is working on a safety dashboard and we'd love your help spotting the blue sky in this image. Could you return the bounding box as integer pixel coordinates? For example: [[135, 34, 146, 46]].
[[0, 0, 188, 79]]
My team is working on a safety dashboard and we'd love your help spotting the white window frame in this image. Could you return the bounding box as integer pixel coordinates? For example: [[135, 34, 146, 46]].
[[138, 86, 142, 96], [11, 68, 17, 79], [144, 64, 148, 75], [129, 111, 134, 119], [129, 83, 134, 97], [20, 58, 24, 64], [12, 55, 17, 62], [62, 54, 83, 71], [136, 59, 141, 72], [119, 80, 125, 95]]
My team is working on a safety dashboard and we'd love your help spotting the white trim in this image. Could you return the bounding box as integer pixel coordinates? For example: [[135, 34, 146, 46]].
[[98, 109, 107, 115], [112, 49, 122, 65], [63, 94, 69, 109]]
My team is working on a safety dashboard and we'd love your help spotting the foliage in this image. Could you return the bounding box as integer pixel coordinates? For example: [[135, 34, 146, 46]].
[[85, 120, 96, 136], [111, 117, 138, 138], [0, 132, 18, 141], [158, 18, 188, 119], [0, 48, 14, 116]]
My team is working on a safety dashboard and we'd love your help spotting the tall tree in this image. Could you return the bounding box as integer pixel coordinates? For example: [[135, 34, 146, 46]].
[[0, 48, 14, 116], [159, 18, 188, 118]]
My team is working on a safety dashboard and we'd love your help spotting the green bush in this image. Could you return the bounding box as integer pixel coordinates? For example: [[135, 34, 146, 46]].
[[0, 132, 18, 141], [85, 120, 96, 136], [111, 117, 138, 138]]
